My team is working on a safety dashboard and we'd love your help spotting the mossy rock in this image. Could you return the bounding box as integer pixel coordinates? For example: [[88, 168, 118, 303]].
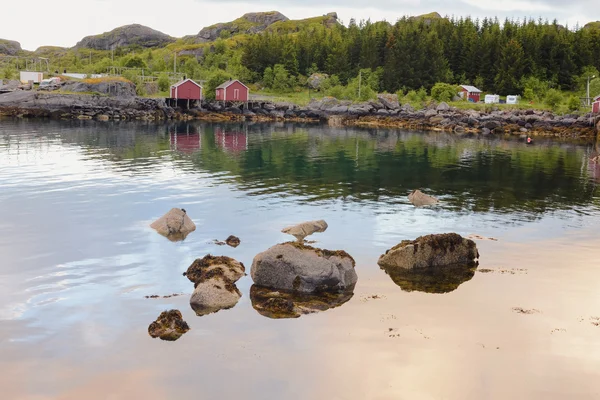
[[148, 310, 190, 341]]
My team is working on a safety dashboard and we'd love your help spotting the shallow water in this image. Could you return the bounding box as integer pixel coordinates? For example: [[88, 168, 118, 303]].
[[1, 119, 599, 399]]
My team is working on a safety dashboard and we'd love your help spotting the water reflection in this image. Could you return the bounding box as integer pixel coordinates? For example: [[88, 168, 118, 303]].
[[250, 285, 354, 319], [381, 264, 477, 294]]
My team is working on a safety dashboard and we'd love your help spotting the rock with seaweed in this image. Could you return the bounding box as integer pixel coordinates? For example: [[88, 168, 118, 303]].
[[184, 255, 246, 316], [148, 310, 190, 341], [250, 285, 354, 319], [225, 235, 241, 247], [251, 242, 357, 294], [408, 190, 439, 207], [281, 219, 328, 241], [150, 208, 196, 241], [378, 233, 479, 270]]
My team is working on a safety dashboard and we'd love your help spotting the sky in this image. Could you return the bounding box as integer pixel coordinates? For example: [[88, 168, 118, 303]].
[[1, 0, 598, 50]]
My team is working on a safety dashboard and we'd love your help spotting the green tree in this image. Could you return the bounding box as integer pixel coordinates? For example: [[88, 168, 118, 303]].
[[157, 73, 170, 92], [124, 55, 147, 69], [431, 83, 459, 102], [494, 39, 525, 94], [567, 95, 580, 111], [205, 70, 233, 101], [545, 88, 563, 110]]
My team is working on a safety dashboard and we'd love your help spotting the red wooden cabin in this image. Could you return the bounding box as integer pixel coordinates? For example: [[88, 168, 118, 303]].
[[593, 100, 600, 114], [215, 80, 249, 102], [170, 79, 203, 100], [459, 85, 482, 103]]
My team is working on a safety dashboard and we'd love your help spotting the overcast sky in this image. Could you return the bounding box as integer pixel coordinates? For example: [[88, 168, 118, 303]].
[[1, 0, 598, 50]]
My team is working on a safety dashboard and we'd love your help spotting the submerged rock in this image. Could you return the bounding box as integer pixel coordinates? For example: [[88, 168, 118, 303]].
[[250, 285, 354, 319], [281, 219, 328, 241], [251, 242, 357, 294], [148, 310, 190, 341], [408, 190, 439, 207], [382, 264, 477, 294], [184, 255, 246, 316], [378, 233, 479, 270], [150, 208, 196, 241], [225, 235, 241, 248]]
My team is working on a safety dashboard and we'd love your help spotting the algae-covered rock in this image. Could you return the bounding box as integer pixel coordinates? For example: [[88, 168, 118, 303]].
[[225, 235, 241, 248], [408, 189, 439, 207], [184, 255, 246, 316], [281, 219, 328, 241], [251, 242, 357, 294], [148, 310, 190, 341], [184, 255, 245, 287], [250, 285, 354, 319], [378, 233, 479, 270], [190, 276, 242, 316], [382, 264, 477, 294], [150, 208, 196, 241]]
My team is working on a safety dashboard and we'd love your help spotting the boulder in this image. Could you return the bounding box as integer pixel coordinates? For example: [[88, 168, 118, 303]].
[[281, 219, 328, 241], [184, 255, 246, 316], [250, 285, 354, 319], [184, 255, 245, 287], [377, 93, 400, 110], [378, 233, 479, 270], [150, 208, 196, 241], [307, 73, 329, 90], [408, 190, 439, 207], [225, 235, 241, 248], [401, 103, 415, 112], [424, 109, 437, 118], [148, 310, 190, 341], [0, 39, 22, 55], [251, 242, 357, 294], [436, 102, 451, 111]]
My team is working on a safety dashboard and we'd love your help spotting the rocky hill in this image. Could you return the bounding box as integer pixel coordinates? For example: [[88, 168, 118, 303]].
[[0, 39, 22, 55], [584, 21, 600, 30], [74, 24, 176, 50], [188, 11, 289, 43]]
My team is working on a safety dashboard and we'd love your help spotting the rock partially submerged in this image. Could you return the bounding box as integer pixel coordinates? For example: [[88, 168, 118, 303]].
[[382, 264, 477, 294], [148, 310, 190, 341], [150, 208, 196, 241], [378, 233, 479, 270], [251, 242, 357, 294], [281, 219, 328, 241], [250, 285, 354, 319], [408, 190, 439, 207], [226, 235, 241, 247], [184, 255, 246, 316]]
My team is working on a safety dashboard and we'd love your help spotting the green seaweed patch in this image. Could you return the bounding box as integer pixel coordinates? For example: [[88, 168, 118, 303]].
[[250, 285, 354, 319], [283, 241, 356, 267], [381, 263, 477, 294], [148, 309, 190, 341]]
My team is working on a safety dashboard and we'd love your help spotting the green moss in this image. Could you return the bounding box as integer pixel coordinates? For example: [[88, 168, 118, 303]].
[[148, 309, 190, 341], [184, 255, 245, 286]]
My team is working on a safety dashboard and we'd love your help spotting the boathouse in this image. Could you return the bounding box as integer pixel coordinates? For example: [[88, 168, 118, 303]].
[[593, 100, 599, 114], [459, 85, 482, 103], [170, 79, 203, 101], [215, 80, 249, 102]]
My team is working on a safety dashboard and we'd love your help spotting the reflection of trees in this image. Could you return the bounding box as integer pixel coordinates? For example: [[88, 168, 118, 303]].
[[3, 120, 598, 213], [381, 264, 477, 294]]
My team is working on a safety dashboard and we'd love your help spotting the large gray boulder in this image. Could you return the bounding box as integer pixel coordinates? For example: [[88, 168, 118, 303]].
[[378, 233, 479, 270], [148, 310, 190, 341], [281, 219, 328, 241], [150, 208, 196, 241], [251, 242, 357, 293], [408, 189, 439, 207], [74, 24, 175, 49], [377, 93, 400, 110], [61, 79, 137, 98], [307, 73, 329, 90], [0, 39, 22, 55], [184, 255, 246, 316]]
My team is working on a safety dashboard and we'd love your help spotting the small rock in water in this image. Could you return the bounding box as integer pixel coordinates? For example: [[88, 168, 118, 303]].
[[512, 307, 541, 315], [408, 190, 439, 207], [281, 220, 328, 242], [150, 208, 196, 241], [225, 235, 241, 248], [148, 310, 190, 341]]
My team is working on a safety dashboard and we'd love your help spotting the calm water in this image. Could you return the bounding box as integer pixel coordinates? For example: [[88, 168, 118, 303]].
[[1, 119, 600, 400]]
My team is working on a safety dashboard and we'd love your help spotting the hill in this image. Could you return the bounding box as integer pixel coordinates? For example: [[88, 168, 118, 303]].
[[0, 39, 22, 55], [74, 24, 176, 50], [583, 21, 600, 30], [188, 11, 289, 43]]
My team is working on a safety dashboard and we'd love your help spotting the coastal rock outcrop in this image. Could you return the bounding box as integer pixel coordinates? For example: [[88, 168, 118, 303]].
[[0, 39, 22, 55], [184, 255, 246, 316], [250, 285, 354, 319], [191, 12, 288, 43], [251, 242, 357, 293], [408, 190, 439, 207], [377, 93, 400, 110], [150, 208, 196, 241], [281, 219, 328, 241], [148, 310, 190, 341], [61, 79, 137, 97], [378, 233, 479, 270], [74, 24, 175, 49]]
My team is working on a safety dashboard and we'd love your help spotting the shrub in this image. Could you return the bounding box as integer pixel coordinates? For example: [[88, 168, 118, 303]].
[[567, 95, 580, 112], [545, 88, 563, 110], [157, 73, 170, 92], [431, 82, 458, 102]]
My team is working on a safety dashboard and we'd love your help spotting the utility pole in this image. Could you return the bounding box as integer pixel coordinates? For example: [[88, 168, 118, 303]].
[[587, 75, 596, 106], [358, 70, 362, 99], [174, 53, 177, 74]]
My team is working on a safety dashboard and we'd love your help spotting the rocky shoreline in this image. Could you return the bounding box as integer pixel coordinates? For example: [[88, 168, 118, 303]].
[[0, 90, 598, 139]]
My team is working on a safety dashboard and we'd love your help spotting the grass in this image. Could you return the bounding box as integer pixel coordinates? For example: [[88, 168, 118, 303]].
[[251, 89, 315, 106], [82, 76, 132, 84]]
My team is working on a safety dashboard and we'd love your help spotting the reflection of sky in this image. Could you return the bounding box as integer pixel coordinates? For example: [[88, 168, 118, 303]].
[[1, 121, 600, 399]]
